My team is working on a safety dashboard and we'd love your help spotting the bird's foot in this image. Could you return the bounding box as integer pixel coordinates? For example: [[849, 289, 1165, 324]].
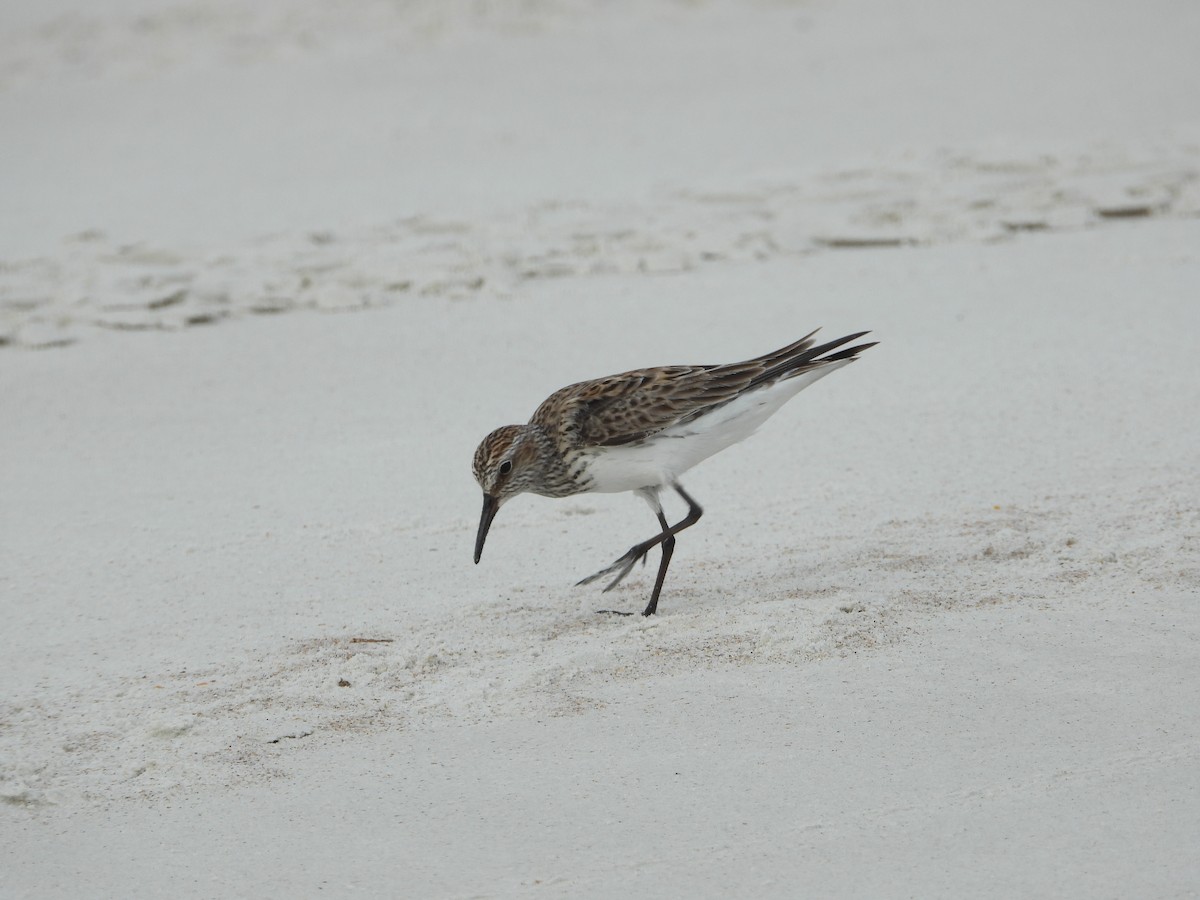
[[596, 608, 633, 617], [576, 544, 651, 592]]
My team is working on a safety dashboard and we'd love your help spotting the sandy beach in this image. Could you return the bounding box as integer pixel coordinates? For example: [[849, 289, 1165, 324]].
[[3, 1, 1199, 896]]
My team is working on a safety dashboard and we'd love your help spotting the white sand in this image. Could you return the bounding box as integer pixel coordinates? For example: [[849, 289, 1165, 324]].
[[2, 1, 1199, 896]]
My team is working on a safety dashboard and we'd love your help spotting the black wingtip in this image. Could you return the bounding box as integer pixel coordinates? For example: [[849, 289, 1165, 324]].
[[822, 339, 879, 363], [800, 330, 871, 361], [757, 330, 876, 384]]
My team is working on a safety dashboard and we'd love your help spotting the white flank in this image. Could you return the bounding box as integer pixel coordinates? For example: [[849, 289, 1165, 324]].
[[583, 359, 853, 493]]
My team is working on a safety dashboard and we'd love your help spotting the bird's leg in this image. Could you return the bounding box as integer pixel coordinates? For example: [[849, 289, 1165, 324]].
[[595, 506, 670, 617], [580, 484, 703, 615], [642, 507, 675, 617]]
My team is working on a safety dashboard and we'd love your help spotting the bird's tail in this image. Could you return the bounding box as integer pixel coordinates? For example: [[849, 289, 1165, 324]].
[[751, 330, 877, 388]]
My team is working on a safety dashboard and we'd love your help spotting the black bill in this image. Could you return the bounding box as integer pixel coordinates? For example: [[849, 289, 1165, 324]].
[[474, 493, 498, 564]]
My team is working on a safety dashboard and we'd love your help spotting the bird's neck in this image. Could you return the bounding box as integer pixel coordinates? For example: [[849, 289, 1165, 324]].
[[524, 424, 586, 498]]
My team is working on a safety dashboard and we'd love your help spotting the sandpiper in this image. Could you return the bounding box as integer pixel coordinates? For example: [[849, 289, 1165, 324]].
[[472, 329, 876, 616]]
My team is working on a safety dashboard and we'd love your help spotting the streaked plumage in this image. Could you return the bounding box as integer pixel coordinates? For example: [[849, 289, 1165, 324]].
[[473, 329, 876, 615]]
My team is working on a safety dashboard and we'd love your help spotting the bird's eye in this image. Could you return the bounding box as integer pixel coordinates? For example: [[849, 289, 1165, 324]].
[[499, 460, 513, 476]]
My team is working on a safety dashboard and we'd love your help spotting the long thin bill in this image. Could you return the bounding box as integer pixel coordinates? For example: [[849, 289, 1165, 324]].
[[474, 493, 498, 564]]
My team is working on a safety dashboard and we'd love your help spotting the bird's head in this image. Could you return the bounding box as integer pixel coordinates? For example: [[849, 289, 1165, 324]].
[[471, 424, 544, 564]]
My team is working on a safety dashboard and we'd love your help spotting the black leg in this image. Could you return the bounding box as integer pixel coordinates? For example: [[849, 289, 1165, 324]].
[[581, 483, 703, 615], [596, 506, 669, 617], [642, 508, 674, 617]]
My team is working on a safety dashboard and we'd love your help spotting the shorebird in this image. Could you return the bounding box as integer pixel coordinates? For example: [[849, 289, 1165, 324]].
[[472, 329, 876, 616]]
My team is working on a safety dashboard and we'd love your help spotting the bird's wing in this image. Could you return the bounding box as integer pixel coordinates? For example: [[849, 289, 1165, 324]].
[[530, 329, 875, 450], [530, 364, 739, 449]]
